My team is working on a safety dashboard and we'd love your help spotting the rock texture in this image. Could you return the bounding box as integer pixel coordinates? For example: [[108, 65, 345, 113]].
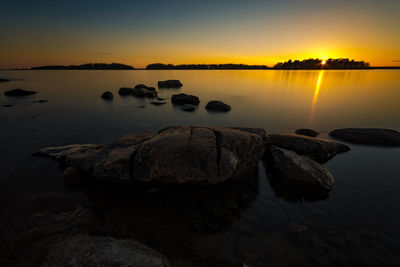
[[171, 93, 200, 105], [118, 87, 134, 96], [267, 134, 350, 163], [295, 128, 320, 137], [4, 89, 37, 96], [329, 128, 400, 147], [34, 126, 266, 184], [267, 146, 334, 196], [158, 80, 183, 88], [205, 100, 231, 112], [101, 91, 113, 100], [42, 234, 170, 267]]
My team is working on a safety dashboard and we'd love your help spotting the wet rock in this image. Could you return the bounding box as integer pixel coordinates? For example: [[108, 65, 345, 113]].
[[171, 93, 200, 105], [118, 87, 134, 95], [3, 104, 13, 107], [180, 104, 196, 111], [205, 100, 231, 112], [267, 146, 334, 196], [158, 80, 183, 88], [132, 87, 157, 98], [150, 101, 166, 106], [35, 126, 266, 185], [329, 128, 400, 147], [295, 128, 320, 137], [42, 234, 170, 267], [0, 78, 10, 82], [101, 91, 113, 100], [267, 134, 350, 163], [4, 89, 37, 97]]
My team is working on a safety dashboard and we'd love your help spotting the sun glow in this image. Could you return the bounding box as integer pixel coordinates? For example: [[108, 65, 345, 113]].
[[321, 60, 327, 65]]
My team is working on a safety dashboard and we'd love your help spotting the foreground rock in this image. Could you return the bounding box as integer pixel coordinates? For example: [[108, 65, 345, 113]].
[[0, 78, 10, 82], [118, 87, 134, 95], [329, 128, 400, 147], [181, 104, 196, 111], [295, 128, 320, 137], [158, 80, 183, 88], [267, 134, 350, 163], [205, 100, 231, 112], [171, 93, 200, 105], [34, 126, 266, 184], [4, 89, 37, 97], [43, 234, 170, 267], [267, 146, 334, 196], [101, 91, 113, 100]]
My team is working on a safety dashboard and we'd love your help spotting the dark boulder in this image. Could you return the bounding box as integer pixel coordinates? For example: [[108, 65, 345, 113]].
[[267, 134, 350, 163], [132, 88, 157, 98], [295, 128, 320, 137], [3, 104, 13, 107], [101, 91, 113, 100], [158, 80, 183, 88], [205, 100, 231, 112], [171, 93, 200, 105], [118, 87, 134, 96], [181, 104, 196, 111], [329, 128, 400, 147], [267, 146, 334, 196], [4, 89, 37, 97]]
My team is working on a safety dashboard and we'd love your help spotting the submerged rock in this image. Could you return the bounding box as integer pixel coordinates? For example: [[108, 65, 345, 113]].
[[101, 91, 113, 100], [171, 93, 200, 105], [4, 89, 37, 97], [329, 128, 400, 147], [205, 100, 231, 112], [267, 146, 334, 196], [34, 126, 266, 185], [0, 78, 10, 82], [150, 101, 166, 106], [3, 104, 13, 107], [158, 80, 183, 88], [295, 128, 320, 137], [118, 87, 134, 96], [43, 234, 170, 267], [267, 134, 350, 163], [132, 87, 157, 98], [181, 104, 196, 111]]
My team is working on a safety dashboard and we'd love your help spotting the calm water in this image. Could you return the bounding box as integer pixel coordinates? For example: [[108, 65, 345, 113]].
[[1, 70, 400, 266]]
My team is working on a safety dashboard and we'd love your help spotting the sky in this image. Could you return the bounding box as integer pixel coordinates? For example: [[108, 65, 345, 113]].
[[1, 0, 399, 68]]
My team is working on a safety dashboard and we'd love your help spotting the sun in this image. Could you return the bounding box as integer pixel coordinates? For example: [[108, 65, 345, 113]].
[[321, 60, 327, 65]]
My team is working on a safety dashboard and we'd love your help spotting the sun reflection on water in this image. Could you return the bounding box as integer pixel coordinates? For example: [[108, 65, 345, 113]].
[[310, 70, 325, 125]]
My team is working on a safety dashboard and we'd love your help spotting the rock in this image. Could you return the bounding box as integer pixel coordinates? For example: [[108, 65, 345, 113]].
[[3, 104, 13, 107], [329, 128, 400, 146], [35, 126, 266, 185], [63, 166, 85, 185], [267, 146, 334, 196], [171, 93, 200, 105], [157, 97, 166, 101], [151, 101, 166, 106], [205, 100, 231, 112], [42, 234, 170, 267], [4, 89, 37, 97], [0, 78, 10, 82], [181, 104, 196, 111], [158, 80, 183, 88], [138, 105, 146, 109], [101, 91, 113, 100], [132, 88, 157, 98], [295, 128, 320, 137], [118, 87, 134, 95], [267, 134, 350, 163], [38, 99, 48, 103]]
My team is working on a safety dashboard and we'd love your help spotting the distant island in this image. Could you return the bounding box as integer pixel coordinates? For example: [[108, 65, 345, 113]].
[[146, 63, 269, 70], [273, 58, 370, 69], [31, 63, 134, 70]]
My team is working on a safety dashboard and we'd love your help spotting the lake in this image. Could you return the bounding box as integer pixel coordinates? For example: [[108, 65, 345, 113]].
[[1, 69, 400, 266]]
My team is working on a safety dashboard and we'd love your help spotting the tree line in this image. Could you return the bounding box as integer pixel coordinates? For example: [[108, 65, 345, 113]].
[[273, 58, 370, 69]]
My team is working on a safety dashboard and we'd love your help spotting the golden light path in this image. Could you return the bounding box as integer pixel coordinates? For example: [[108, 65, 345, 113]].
[[309, 70, 325, 125]]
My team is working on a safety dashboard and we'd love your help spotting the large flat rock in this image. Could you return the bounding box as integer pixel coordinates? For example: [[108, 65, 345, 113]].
[[329, 128, 400, 147]]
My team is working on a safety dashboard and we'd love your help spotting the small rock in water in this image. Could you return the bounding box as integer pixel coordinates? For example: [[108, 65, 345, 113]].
[[4, 89, 37, 97], [118, 87, 134, 96], [181, 104, 196, 111], [157, 96, 166, 101], [101, 91, 113, 100], [205, 100, 231, 112], [150, 101, 166, 106], [329, 128, 400, 146], [138, 105, 146, 109], [295, 128, 320, 137], [132, 87, 157, 98], [0, 78, 10, 82], [171, 93, 200, 105], [158, 80, 183, 88], [3, 104, 13, 107]]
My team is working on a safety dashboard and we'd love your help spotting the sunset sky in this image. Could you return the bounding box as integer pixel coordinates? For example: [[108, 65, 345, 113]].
[[1, 0, 399, 69]]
